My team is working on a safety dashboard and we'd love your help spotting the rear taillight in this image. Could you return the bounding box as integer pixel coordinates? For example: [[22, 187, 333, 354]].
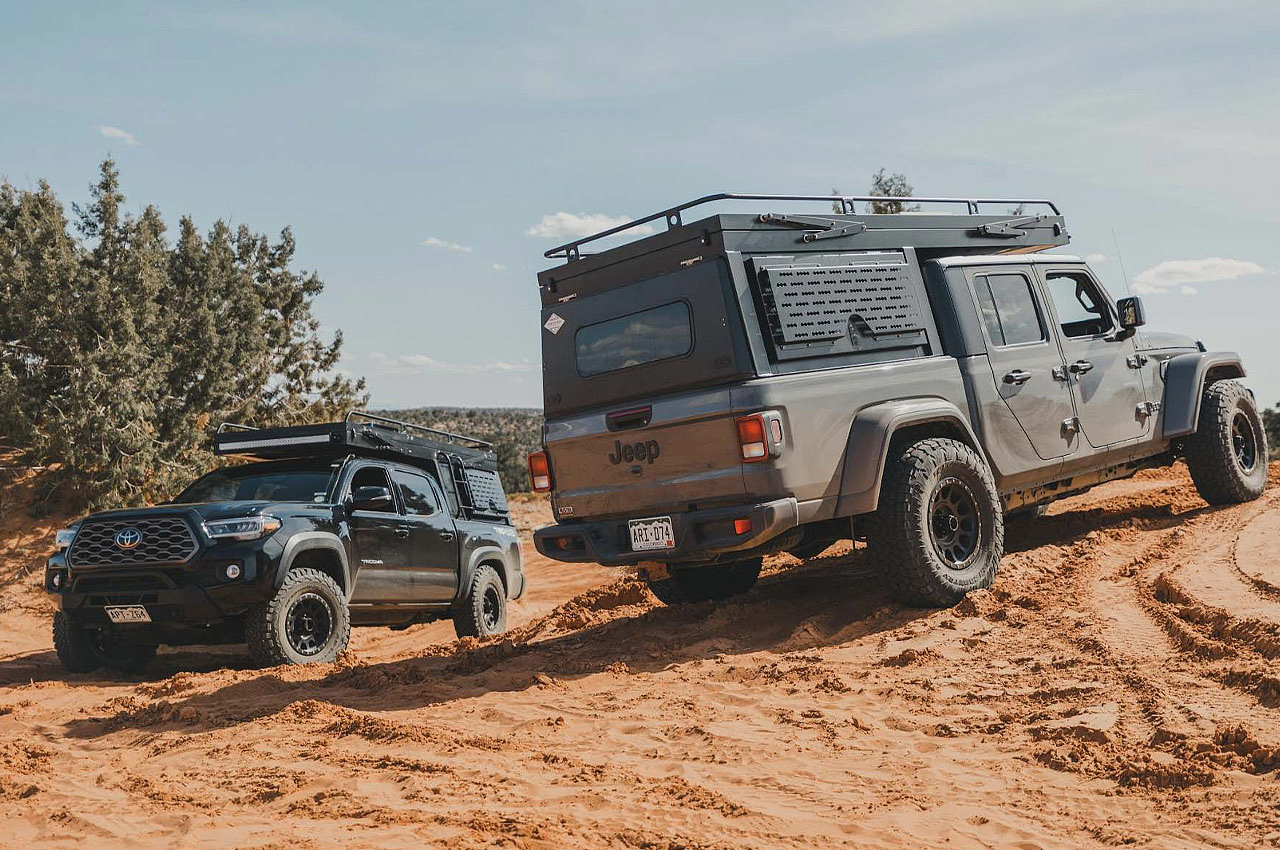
[[528, 450, 552, 492], [736, 411, 784, 463]]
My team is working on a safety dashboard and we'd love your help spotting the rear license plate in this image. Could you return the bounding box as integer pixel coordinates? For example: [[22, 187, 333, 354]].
[[629, 516, 675, 552], [105, 605, 151, 624]]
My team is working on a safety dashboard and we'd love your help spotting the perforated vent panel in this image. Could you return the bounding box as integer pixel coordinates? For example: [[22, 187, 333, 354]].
[[464, 468, 508, 515], [757, 262, 926, 347]]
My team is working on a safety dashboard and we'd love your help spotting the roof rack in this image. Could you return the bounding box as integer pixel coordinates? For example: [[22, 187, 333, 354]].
[[544, 192, 1062, 261], [345, 410, 492, 450]]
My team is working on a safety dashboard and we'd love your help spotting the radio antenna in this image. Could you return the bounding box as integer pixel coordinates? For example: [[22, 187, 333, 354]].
[[1111, 227, 1132, 295]]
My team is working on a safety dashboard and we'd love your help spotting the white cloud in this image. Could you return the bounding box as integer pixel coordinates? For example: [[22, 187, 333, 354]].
[[1085, 253, 1106, 264], [422, 236, 472, 252], [368, 352, 534, 375], [492, 263, 507, 271], [97, 125, 139, 146], [1131, 257, 1265, 295], [525, 212, 655, 241], [1180, 286, 1198, 295]]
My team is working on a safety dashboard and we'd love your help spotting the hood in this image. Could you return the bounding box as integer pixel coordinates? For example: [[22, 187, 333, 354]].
[[79, 501, 332, 524], [1137, 330, 1198, 353]]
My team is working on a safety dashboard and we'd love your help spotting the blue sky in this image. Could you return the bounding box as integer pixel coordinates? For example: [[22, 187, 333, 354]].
[[3, 1, 1279, 408]]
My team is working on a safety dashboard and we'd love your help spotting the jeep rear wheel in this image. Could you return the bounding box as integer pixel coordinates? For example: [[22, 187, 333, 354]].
[[646, 558, 762, 606], [246, 568, 351, 666], [453, 565, 508, 639], [1186, 380, 1268, 506], [53, 611, 158, 675], [869, 437, 1003, 608]]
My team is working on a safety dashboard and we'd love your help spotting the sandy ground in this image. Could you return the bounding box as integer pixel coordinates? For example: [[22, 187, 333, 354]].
[[2, 464, 1279, 848]]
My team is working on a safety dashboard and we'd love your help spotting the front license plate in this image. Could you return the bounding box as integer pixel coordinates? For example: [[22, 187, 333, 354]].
[[105, 605, 151, 624], [629, 516, 675, 552]]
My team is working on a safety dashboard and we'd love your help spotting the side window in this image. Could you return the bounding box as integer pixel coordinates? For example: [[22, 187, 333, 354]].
[[973, 272, 1045, 347], [1044, 271, 1114, 338], [392, 469, 438, 517], [348, 466, 396, 512]]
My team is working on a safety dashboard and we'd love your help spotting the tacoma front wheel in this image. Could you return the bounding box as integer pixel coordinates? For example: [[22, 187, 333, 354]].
[[1185, 380, 1268, 505], [246, 568, 351, 666], [869, 437, 1003, 608], [53, 611, 158, 674]]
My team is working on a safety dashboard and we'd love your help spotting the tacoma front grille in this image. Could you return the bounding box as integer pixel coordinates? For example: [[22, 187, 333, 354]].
[[69, 517, 199, 568]]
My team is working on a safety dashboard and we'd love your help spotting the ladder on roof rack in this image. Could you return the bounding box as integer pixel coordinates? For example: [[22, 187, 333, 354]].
[[544, 192, 1062, 261]]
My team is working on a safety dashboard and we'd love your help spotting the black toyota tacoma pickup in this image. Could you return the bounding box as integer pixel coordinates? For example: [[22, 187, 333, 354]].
[[45, 412, 524, 673]]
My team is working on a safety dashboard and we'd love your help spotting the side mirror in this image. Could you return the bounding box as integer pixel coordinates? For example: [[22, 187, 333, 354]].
[[1116, 295, 1146, 331], [350, 485, 394, 512]]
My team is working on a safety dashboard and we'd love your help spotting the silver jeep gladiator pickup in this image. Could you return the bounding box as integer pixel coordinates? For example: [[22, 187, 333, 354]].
[[528, 193, 1267, 607]]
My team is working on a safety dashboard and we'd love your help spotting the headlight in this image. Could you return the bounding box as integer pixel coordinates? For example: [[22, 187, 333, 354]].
[[204, 516, 282, 541], [55, 528, 77, 551]]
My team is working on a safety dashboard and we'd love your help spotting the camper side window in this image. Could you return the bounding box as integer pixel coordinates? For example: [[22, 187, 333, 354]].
[[574, 301, 693, 377]]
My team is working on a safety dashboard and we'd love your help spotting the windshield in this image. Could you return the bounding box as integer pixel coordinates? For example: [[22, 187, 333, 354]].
[[176, 459, 343, 504]]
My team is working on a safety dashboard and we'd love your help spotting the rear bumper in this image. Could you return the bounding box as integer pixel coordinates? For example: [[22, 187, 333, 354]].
[[533, 497, 799, 567]]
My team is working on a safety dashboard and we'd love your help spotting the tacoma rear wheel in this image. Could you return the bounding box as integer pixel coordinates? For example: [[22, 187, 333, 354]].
[[1185, 380, 1268, 505], [453, 565, 508, 639], [53, 611, 158, 674], [646, 558, 762, 606], [869, 437, 1003, 608], [246, 568, 351, 666]]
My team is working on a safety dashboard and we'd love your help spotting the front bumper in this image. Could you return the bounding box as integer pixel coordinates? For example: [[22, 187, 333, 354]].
[[45, 547, 275, 628], [533, 497, 799, 567]]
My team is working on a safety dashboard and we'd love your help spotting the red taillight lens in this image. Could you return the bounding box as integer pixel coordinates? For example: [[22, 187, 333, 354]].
[[733, 518, 753, 536], [528, 451, 552, 492], [736, 414, 769, 462]]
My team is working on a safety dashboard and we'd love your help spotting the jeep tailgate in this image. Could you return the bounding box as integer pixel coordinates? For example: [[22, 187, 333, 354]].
[[544, 387, 747, 520]]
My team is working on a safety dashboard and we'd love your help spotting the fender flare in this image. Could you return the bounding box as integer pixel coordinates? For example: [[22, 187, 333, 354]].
[[456, 544, 518, 605], [275, 532, 353, 600], [1161, 351, 1245, 439], [835, 398, 982, 517]]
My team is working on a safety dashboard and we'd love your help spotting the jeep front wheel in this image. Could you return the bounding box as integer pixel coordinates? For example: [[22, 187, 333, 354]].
[[1185, 380, 1268, 505], [246, 568, 351, 666], [646, 558, 762, 606], [869, 437, 1003, 608]]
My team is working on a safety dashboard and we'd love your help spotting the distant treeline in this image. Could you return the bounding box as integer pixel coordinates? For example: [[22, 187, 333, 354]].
[[377, 407, 542, 491]]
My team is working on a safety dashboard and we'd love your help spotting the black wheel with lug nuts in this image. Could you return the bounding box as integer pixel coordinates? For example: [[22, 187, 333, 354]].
[[1185, 380, 1268, 506], [869, 437, 1003, 608], [453, 564, 508, 639], [246, 567, 351, 666], [53, 611, 158, 675], [645, 558, 762, 606]]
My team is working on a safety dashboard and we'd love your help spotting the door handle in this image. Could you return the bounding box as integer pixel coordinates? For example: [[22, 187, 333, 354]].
[[394, 527, 410, 539], [1002, 369, 1033, 385], [439, 531, 456, 541], [1069, 360, 1094, 375]]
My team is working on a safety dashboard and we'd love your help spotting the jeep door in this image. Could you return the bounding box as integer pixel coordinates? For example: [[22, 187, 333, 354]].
[[1038, 267, 1149, 448], [388, 468, 458, 602], [966, 267, 1079, 460]]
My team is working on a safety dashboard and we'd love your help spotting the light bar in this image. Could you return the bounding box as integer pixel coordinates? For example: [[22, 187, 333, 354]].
[[216, 434, 332, 453]]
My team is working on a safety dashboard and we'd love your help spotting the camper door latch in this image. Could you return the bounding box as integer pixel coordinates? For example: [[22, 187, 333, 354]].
[[975, 214, 1048, 238], [759, 213, 868, 242]]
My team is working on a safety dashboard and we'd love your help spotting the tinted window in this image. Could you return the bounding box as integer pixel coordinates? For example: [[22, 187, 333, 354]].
[[974, 273, 1045, 346], [349, 466, 395, 511], [392, 470, 438, 516], [575, 301, 692, 377], [1045, 272, 1113, 338], [177, 459, 342, 504]]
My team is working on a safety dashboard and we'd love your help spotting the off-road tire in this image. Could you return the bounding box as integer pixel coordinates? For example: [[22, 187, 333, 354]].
[[646, 558, 762, 606], [868, 438, 1003, 608], [246, 568, 351, 667], [1185, 380, 1268, 506], [53, 611, 158, 674], [453, 565, 507, 639]]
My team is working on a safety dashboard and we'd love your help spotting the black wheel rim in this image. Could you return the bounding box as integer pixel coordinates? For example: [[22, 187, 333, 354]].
[[481, 585, 502, 632], [929, 477, 982, 570], [286, 592, 334, 656], [1232, 411, 1258, 473]]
